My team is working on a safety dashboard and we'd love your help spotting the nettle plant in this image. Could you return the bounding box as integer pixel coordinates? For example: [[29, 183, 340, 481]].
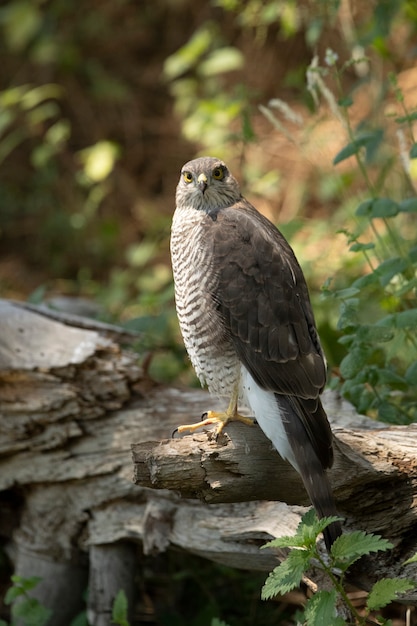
[[310, 54, 417, 425], [261, 511, 416, 626]]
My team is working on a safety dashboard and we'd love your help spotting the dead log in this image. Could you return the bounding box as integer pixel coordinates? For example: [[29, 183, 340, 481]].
[[132, 420, 417, 543], [131, 412, 417, 596], [1, 298, 417, 625]]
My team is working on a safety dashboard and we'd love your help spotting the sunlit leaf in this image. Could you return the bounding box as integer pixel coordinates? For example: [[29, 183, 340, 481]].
[[164, 25, 214, 79], [331, 531, 392, 564], [403, 552, 417, 566], [78, 140, 120, 182], [1, 0, 42, 51], [261, 549, 311, 599], [366, 578, 415, 611], [199, 47, 244, 76]]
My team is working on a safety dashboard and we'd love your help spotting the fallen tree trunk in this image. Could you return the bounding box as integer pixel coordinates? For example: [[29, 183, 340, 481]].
[[1, 298, 416, 626], [132, 412, 417, 595], [132, 420, 417, 544]]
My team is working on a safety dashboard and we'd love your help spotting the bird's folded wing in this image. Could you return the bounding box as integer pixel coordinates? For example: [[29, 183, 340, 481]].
[[207, 199, 327, 399]]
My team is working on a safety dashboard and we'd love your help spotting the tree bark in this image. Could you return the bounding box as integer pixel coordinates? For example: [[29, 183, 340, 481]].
[[1, 298, 417, 623], [132, 420, 417, 542], [87, 543, 137, 626]]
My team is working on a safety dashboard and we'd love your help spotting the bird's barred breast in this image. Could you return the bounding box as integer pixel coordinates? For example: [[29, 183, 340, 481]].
[[171, 207, 239, 398]]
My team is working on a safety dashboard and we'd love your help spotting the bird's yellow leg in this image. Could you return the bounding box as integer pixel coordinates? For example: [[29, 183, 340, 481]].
[[175, 385, 253, 437]]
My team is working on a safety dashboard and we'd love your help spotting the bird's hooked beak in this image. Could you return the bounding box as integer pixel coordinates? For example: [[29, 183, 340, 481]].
[[197, 173, 208, 194]]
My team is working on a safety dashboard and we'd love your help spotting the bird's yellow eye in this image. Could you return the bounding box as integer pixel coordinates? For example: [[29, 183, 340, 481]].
[[183, 171, 193, 183], [212, 167, 224, 180]]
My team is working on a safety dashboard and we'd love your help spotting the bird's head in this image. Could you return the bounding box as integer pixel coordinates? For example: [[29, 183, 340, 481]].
[[176, 156, 241, 215]]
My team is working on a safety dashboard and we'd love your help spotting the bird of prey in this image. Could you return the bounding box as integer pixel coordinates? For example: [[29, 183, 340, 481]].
[[170, 156, 341, 550]]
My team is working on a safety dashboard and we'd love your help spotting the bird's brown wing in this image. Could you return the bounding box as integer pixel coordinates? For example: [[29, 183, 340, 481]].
[[206, 198, 333, 468]]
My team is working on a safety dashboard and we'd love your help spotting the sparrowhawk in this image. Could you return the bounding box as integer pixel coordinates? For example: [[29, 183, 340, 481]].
[[170, 156, 341, 550]]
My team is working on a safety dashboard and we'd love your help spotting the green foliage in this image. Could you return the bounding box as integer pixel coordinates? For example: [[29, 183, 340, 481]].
[[366, 578, 415, 612], [262, 548, 313, 599], [404, 552, 417, 566], [111, 589, 129, 626], [164, 20, 249, 158], [1, 575, 52, 626], [302, 45, 417, 424], [0, 578, 132, 626], [303, 590, 345, 626], [261, 511, 415, 625]]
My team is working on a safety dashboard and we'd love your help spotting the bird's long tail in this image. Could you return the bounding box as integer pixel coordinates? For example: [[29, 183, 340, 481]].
[[276, 395, 342, 552]]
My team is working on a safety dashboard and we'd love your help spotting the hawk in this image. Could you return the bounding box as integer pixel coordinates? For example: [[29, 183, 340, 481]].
[[170, 156, 341, 550]]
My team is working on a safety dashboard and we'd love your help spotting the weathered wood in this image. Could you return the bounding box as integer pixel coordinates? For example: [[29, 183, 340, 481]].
[[1, 298, 417, 623], [87, 543, 137, 626], [131, 415, 417, 596], [132, 421, 417, 540]]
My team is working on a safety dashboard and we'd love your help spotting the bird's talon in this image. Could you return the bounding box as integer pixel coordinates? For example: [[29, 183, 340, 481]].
[[201, 412, 208, 421], [171, 427, 179, 438]]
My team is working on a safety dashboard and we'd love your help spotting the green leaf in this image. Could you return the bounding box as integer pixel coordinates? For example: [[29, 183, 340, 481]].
[[264, 510, 342, 551], [405, 363, 417, 386], [377, 402, 400, 423], [410, 143, 417, 158], [198, 47, 244, 76], [357, 325, 394, 343], [5, 576, 43, 604], [339, 348, 369, 379], [211, 619, 231, 626], [11, 597, 52, 625], [396, 111, 417, 124], [403, 551, 417, 566], [333, 141, 360, 165], [366, 578, 415, 611], [372, 197, 399, 217], [374, 257, 409, 286], [399, 197, 417, 213], [338, 95, 353, 107], [4, 585, 25, 604], [163, 25, 214, 79], [1, 0, 42, 51], [377, 309, 417, 329], [297, 510, 342, 546], [333, 132, 377, 165], [70, 611, 89, 626], [112, 589, 129, 626], [355, 199, 373, 216], [375, 369, 406, 385], [352, 272, 379, 289], [334, 287, 360, 299], [349, 241, 375, 252], [356, 197, 398, 218], [331, 531, 392, 567], [261, 549, 312, 599], [304, 590, 345, 626]]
